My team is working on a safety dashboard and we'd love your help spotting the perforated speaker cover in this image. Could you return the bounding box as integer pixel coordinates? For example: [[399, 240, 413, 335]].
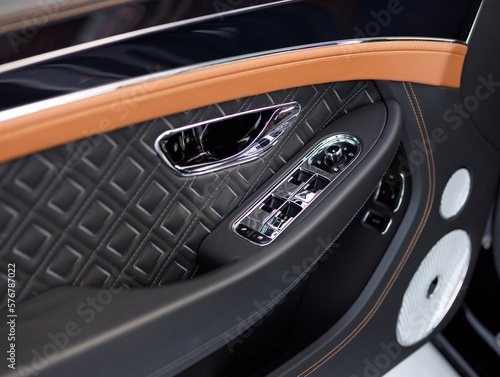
[[396, 230, 471, 346], [440, 168, 471, 219]]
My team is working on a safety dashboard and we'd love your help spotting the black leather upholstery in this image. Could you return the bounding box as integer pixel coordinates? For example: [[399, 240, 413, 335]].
[[0, 80, 380, 307]]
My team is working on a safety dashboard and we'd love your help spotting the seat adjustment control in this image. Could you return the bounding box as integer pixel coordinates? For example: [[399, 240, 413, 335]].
[[373, 170, 405, 211]]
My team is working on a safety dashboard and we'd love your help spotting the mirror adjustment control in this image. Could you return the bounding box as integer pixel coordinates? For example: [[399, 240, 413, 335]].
[[324, 145, 343, 165], [233, 134, 361, 245], [311, 138, 359, 174]]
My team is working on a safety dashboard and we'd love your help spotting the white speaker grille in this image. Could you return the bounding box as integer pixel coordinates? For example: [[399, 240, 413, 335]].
[[440, 168, 471, 219], [396, 230, 471, 346]]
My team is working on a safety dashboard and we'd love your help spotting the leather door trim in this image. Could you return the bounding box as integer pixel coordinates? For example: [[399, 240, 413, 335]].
[[0, 41, 466, 163]]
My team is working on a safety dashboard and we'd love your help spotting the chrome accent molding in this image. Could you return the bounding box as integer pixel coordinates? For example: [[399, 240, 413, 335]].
[[466, 0, 485, 44], [154, 102, 301, 177], [0, 37, 464, 124]]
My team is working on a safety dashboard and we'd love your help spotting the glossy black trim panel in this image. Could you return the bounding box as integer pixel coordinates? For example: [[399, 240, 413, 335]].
[[0, 0, 481, 111]]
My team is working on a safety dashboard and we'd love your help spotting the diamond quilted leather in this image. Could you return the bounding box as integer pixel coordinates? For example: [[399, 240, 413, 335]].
[[0, 80, 380, 306]]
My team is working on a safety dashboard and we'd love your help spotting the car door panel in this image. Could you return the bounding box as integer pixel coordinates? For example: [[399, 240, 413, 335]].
[[1, 1, 499, 377], [0, 96, 402, 377], [268, 81, 500, 377], [0, 80, 379, 305]]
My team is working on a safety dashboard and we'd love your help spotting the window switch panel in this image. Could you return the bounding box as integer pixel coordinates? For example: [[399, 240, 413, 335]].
[[233, 134, 361, 245]]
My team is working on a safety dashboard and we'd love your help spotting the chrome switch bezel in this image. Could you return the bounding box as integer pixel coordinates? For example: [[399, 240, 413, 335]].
[[233, 133, 361, 245]]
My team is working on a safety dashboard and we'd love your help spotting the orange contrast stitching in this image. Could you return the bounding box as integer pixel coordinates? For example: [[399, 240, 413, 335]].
[[297, 82, 435, 377]]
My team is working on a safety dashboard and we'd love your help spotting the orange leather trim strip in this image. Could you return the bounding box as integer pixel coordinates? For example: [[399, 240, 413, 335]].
[[0, 40, 467, 163]]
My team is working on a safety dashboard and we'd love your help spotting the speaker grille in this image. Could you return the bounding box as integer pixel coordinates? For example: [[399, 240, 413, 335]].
[[396, 230, 471, 346], [440, 168, 471, 219]]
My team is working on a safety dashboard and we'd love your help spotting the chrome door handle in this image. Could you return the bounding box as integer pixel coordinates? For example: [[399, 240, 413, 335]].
[[155, 102, 301, 176]]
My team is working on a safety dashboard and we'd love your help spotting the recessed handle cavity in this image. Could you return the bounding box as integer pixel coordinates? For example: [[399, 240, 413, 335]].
[[155, 102, 301, 176]]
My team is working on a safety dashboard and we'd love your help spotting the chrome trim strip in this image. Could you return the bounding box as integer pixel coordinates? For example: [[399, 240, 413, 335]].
[[466, 0, 485, 44], [0, 0, 299, 75], [0, 37, 465, 124], [154, 102, 301, 177], [394, 172, 406, 212]]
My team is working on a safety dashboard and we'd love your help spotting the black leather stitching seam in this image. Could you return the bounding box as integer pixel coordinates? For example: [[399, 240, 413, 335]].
[[150, 171, 232, 286]]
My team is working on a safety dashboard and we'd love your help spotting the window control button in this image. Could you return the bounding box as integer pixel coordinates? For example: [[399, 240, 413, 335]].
[[261, 195, 285, 213], [289, 169, 314, 186], [249, 232, 271, 244], [362, 210, 391, 234], [236, 224, 254, 238], [294, 188, 317, 203]]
